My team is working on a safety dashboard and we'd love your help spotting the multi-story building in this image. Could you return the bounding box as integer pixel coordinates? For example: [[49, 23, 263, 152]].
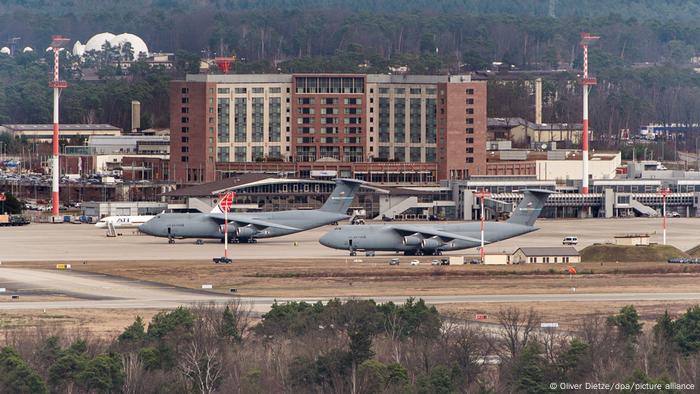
[[170, 73, 487, 184]]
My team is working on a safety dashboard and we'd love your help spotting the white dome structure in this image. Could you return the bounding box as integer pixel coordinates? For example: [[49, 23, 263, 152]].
[[83, 32, 116, 53], [22, 46, 33, 53], [72, 40, 85, 57], [0, 47, 10, 55], [109, 33, 149, 60]]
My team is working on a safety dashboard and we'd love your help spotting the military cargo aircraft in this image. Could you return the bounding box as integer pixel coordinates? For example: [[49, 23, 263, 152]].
[[139, 179, 362, 243], [319, 189, 553, 255]]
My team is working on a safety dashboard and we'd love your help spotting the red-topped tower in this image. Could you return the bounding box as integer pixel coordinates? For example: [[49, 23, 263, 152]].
[[580, 32, 599, 194], [48, 35, 70, 219], [214, 56, 236, 74]]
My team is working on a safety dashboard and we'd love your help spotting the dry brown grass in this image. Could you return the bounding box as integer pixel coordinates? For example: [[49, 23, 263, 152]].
[[5, 259, 700, 298], [0, 309, 160, 339], [4, 258, 700, 337], [439, 300, 699, 331]]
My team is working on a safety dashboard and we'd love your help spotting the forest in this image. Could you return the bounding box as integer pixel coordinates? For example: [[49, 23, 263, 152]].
[[2, 298, 700, 393], [3, 1, 700, 150]]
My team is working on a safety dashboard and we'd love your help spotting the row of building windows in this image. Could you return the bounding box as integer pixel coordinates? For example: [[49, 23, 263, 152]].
[[298, 127, 362, 134], [297, 117, 362, 125], [296, 108, 362, 115], [217, 146, 283, 162], [296, 137, 363, 144], [217, 87, 285, 94], [376, 146, 437, 162], [376, 87, 438, 95], [297, 97, 363, 105], [295, 77, 365, 94]]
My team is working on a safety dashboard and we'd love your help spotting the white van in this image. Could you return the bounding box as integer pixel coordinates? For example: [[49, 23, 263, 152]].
[[562, 236, 578, 245]]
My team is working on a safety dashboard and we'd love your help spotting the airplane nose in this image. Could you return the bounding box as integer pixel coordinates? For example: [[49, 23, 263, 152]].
[[139, 220, 154, 235], [319, 232, 334, 247]]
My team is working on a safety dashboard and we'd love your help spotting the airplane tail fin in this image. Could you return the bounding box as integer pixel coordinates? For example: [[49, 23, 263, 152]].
[[319, 179, 363, 214], [506, 189, 554, 227]]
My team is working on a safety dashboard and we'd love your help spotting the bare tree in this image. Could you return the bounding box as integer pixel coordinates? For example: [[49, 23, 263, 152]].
[[121, 352, 144, 394], [383, 306, 404, 363], [179, 340, 223, 394], [494, 307, 541, 359]]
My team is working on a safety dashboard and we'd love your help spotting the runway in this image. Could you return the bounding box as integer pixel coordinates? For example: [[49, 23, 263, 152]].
[[1, 217, 698, 262], [2, 267, 700, 312]]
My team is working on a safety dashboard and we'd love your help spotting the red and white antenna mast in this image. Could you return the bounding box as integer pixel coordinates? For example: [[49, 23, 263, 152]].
[[580, 32, 599, 194], [48, 35, 70, 219], [475, 189, 491, 261]]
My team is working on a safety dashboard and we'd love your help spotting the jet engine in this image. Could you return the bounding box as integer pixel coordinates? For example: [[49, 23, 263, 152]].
[[236, 225, 259, 239], [420, 237, 444, 250], [402, 234, 423, 246]]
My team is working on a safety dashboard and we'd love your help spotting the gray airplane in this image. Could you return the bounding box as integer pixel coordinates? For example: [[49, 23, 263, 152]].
[[139, 179, 362, 243], [319, 189, 553, 255]]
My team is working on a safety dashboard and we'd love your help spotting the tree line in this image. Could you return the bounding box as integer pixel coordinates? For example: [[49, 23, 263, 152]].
[[3, 298, 700, 393], [5, 2, 700, 148]]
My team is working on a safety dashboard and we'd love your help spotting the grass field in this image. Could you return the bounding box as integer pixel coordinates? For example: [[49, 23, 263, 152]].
[[6, 258, 700, 298], [4, 258, 700, 335]]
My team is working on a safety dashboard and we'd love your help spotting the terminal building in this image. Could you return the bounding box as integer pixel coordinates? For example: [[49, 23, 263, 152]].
[[0, 124, 121, 142], [169, 73, 487, 184], [162, 167, 700, 221]]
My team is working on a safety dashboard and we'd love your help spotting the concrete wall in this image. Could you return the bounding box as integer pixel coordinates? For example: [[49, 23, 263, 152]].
[[535, 153, 621, 182], [614, 236, 650, 246], [512, 250, 580, 264], [483, 254, 509, 265]]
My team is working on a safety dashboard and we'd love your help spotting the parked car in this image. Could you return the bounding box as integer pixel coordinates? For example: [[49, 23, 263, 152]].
[[431, 259, 440, 266], [668, 257, 700, 264], [562, 236, 578, 245], [389, 258, 400, 266], [410, 259, 420, 266], [670, 211, 681, 217]]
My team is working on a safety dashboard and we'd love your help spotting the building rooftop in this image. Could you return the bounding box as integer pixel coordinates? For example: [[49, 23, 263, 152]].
[[488, 117, 582, 131], [486, 150, 620, 163], [1, 124, 121, 131], [516, 247, 580, 256], [164, 173, 274, 197], [184, 74, 478, 84]]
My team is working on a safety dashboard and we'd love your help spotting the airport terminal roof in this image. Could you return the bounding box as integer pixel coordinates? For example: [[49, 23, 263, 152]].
[[165, 174, 273, 197], [164, 174, 352, 197], [488, 117, 583, 131], [1, 124, 121, 131]]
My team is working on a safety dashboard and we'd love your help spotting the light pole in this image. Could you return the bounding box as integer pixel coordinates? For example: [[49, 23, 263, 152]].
[[657, 187, 671, 245], [475, 189, 491, 261]]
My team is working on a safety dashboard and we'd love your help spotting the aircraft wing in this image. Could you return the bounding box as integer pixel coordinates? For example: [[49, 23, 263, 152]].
[[389, 224, 487, 244], [208, 214, 301, 231]]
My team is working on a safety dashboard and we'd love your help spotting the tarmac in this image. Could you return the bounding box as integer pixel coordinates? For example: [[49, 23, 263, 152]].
[[0, 217, 698, 262], [0, 217, 698, 312], [2, 267, 700, 312]]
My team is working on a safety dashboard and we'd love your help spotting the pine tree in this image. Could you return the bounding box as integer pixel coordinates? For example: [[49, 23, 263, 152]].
[[221, 306, 241, 341]]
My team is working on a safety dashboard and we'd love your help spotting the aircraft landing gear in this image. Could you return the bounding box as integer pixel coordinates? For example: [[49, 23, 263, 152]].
[[195, 239, 203, 245], [168, 237, 175, 244]]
